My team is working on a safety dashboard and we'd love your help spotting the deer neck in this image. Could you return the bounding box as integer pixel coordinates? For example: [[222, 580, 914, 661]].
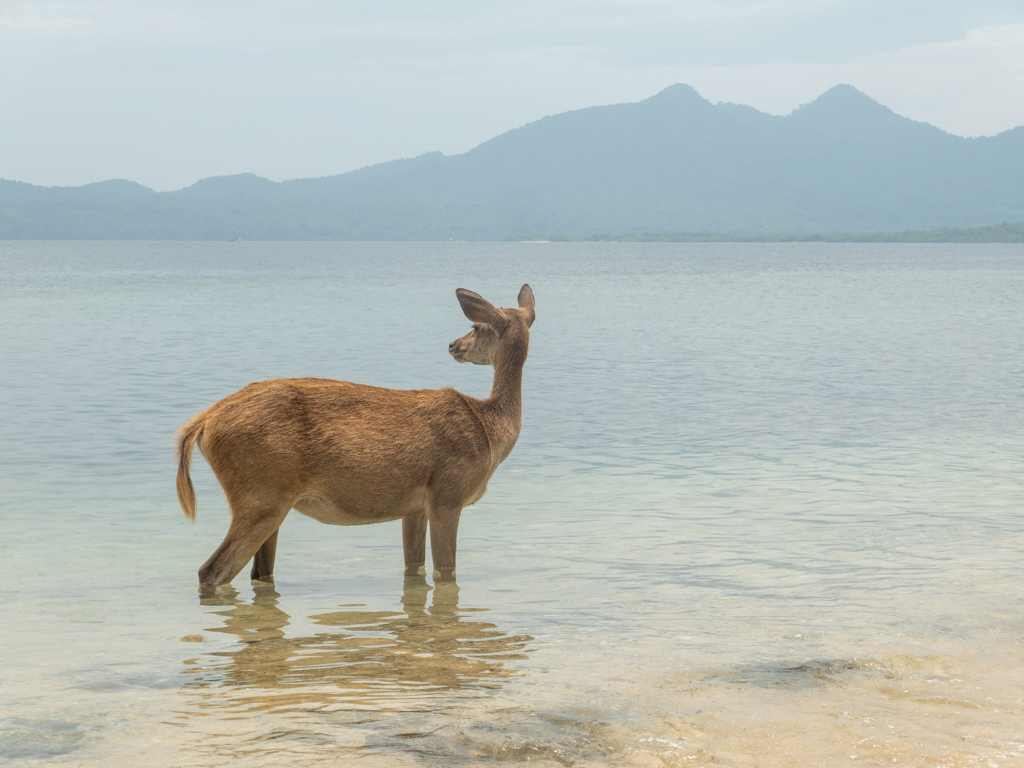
[[479, 326, 529, 460]]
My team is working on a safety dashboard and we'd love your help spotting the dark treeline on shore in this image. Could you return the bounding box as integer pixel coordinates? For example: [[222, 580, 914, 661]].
[[540, 221, 1024, 244]]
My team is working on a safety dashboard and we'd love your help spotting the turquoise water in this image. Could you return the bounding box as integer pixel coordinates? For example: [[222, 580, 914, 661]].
[[2, 241, 1023, 766]]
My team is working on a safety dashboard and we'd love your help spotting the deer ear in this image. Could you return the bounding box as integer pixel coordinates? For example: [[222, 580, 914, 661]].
[[456, 288, 505, 328], [518, 284, 535, 328]]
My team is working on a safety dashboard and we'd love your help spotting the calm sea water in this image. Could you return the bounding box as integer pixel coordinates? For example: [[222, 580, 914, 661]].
[[1, 241, 1023, 767]]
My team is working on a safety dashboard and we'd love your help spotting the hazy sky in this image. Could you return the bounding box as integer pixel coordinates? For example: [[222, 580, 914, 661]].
[[3, 1, 1024, 190]]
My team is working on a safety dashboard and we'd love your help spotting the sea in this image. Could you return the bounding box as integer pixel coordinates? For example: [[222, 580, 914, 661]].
[[1, 241, 1023, 767]]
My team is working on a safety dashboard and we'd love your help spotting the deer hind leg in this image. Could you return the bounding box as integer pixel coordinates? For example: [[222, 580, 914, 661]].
[[199, 500, 291, 588], [250, 528, 280, 582], [428, 506, 462, 582], [402, 510, 428, 576]]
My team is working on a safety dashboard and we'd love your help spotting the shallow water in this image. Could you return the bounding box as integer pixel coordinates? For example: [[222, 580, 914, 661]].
[[1, 241, 1023, 767]]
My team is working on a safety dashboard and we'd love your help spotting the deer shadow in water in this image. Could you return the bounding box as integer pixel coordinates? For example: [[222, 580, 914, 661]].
[[185, 576, 533, 711], [176, 285, 535, 589]]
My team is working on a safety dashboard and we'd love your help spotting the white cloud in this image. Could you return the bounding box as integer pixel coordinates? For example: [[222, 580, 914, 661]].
[[665, 23, 1024, 137]]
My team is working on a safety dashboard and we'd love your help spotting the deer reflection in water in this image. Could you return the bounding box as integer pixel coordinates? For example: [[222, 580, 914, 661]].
[[183, 576, 533, 714]]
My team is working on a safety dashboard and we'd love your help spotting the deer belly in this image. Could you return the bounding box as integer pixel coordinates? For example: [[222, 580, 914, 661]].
[[465, 480, 489, 507], [293, 491, 423, 526]]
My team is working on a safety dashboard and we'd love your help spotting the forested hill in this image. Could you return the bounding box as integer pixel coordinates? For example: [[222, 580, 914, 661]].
[[3, 84, 1024, 240]]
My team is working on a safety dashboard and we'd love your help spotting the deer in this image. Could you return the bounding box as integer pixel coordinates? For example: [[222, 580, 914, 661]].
[[176, 284, 535, 589]]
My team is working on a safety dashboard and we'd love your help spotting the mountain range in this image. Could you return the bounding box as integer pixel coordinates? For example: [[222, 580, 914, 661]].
[[3, 84, 1023, 240]]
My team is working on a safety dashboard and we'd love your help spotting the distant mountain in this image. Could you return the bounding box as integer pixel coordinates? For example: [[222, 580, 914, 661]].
[[3, 84, 1024, 240]]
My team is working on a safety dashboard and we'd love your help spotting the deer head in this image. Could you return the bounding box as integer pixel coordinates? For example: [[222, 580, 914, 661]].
[[449, 284, 535, 365]]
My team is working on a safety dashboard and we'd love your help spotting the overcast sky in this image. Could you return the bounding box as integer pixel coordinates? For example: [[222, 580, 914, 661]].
[[2, 1, 1024, 191]]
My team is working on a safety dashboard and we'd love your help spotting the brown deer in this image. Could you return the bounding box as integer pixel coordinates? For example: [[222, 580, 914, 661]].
[[176, 285, 534, 588]]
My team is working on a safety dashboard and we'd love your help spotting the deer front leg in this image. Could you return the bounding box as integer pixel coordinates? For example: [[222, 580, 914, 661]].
[[403, 510, 428, 576], [428, 506, 462, 582], [250, 528, 279, 582]]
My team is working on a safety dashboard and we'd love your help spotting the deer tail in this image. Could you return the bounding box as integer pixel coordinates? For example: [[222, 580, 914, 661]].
[[176, 415, 205, 522]]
